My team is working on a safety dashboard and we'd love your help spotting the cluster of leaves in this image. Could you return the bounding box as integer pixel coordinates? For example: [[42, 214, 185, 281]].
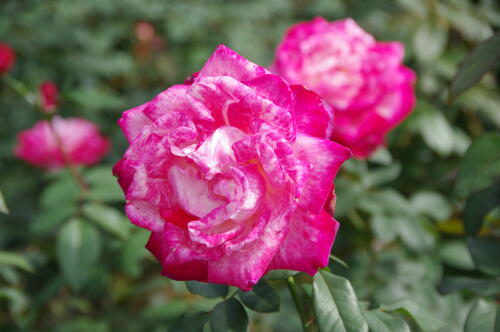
[[0, 0, 499, 331]]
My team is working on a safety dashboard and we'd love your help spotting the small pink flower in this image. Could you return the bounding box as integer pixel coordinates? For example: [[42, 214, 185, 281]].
[[38, 81, 59, 114], [0, 43, 15, 75], [114, 45, 351, 290], [273, 17, 416, 158], [15, 117, 110, 170]]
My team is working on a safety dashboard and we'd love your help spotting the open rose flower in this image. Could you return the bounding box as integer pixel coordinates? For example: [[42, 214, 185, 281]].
[[0, 43, 15, 75], [15, 117, 110, 170], [272, 17, 416, 158], [113, 45, 351, 290]]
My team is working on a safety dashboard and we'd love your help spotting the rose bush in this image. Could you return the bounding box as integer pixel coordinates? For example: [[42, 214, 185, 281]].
[[15, 117, 110, 170], [113, 45, 351, 290], [272, 17, 416, 158]]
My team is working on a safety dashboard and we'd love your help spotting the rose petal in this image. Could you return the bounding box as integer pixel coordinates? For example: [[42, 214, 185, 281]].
[[267, 209, 339, 275], [293, 134, 351, 213], [292, 85, 334, 138], [198, 45, 269, 82]]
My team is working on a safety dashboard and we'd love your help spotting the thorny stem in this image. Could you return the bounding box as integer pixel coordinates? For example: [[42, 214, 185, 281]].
[[286, 276, 310, 332]]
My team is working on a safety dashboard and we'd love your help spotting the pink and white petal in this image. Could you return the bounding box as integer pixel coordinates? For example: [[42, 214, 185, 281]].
[[168, 163, 225, 218], [118, 102, 152, 142], [293, 134, 351, 213], [188, 126, 246, 178], [267, 209, 339, 275], [198, 45, 269, 81], [125, 200, 165, 232], [292, 85, 334, 138], [188, 165, 266, 248], [112, 158, 136, 192], [207, 207, 292, 290], [244, 74, 293, 110], [146, 230, 209, 282], [143, 85, 190, 121]]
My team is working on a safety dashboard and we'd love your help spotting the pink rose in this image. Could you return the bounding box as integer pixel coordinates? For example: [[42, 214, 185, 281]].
[[38, 80, 59, 114], [113, 45, 351, 290], [0, 43, 15, 75], [15, 117, 110, 170], [273, 17, 416, 158]]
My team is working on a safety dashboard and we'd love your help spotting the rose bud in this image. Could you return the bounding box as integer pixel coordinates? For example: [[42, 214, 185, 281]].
[[113, 45, 351, 290], [15, 117, 110, 170], [272, 17, 416, 158], [0, 43, 15, 75], [38, 80, 59, 114]]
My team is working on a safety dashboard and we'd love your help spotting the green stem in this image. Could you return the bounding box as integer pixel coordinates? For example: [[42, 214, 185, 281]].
[[286, 276, 309, 332], [347, 209, 366, 230], [2, 75, 36, 106]]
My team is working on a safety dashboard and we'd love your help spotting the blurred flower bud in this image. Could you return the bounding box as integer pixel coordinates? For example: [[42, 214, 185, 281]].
[[135, 21, 155, 42], [38, 80, 58, 114], [0, 43, 15, 75]]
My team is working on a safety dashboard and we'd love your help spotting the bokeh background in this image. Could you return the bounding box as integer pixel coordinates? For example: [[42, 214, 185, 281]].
[[1, 0, 499, 331]]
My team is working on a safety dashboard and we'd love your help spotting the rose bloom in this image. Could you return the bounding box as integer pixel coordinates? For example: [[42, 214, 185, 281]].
[[0, 43, 15, 75], [272, 17, 416, 158], [114, 45, 351, 290], [15, 117, 110, 170], [38, 80, 59, 114]]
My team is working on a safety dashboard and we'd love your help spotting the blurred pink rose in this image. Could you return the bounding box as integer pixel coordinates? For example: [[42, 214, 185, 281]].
[[273, 17, 416, 158], [38, 81, 59, 114], [113, 45, 351, 290], [0, 43, 15, 75], [15, 117, 110, 170]]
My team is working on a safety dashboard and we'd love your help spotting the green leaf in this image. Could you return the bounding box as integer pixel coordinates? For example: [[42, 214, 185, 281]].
[[82, 203, 130, 239], [0, 188, 8, 214], [313, 271, 368, 332], [0, 251, 33, 272], [449, 31, 500, 101], [30, 204, 75, 236], [463, 182, 500, 236], [456, 133, 500, 197], [263, 269, 299, 281], [0, 287, 28, 319], [238, 280, 280, 313], [40, 178, 79, 209], [85, 166, 124, 202], [381, 299, 446, 331], [439, 241, 474, 270], [141, 300, 187, 321], [417, 107, 455, 157], [210, 298, 248, 332], [438, 277, 500, 296], [363, 310, 411, 332], [121, 230, 150, 278], [413, 21, 448, 63], [464, 300, 499, 332], [410, 191, 451, 221], [371, 214, 398, 244], [467, 237, 500, 276], [169, 312, 209, 332], [57, 218, 101, 291], [186, 281, 228, 299], [365, 164, 401, 187]]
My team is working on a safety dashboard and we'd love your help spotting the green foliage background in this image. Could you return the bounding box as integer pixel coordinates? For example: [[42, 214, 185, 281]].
[[0, 0, 499, 331]]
